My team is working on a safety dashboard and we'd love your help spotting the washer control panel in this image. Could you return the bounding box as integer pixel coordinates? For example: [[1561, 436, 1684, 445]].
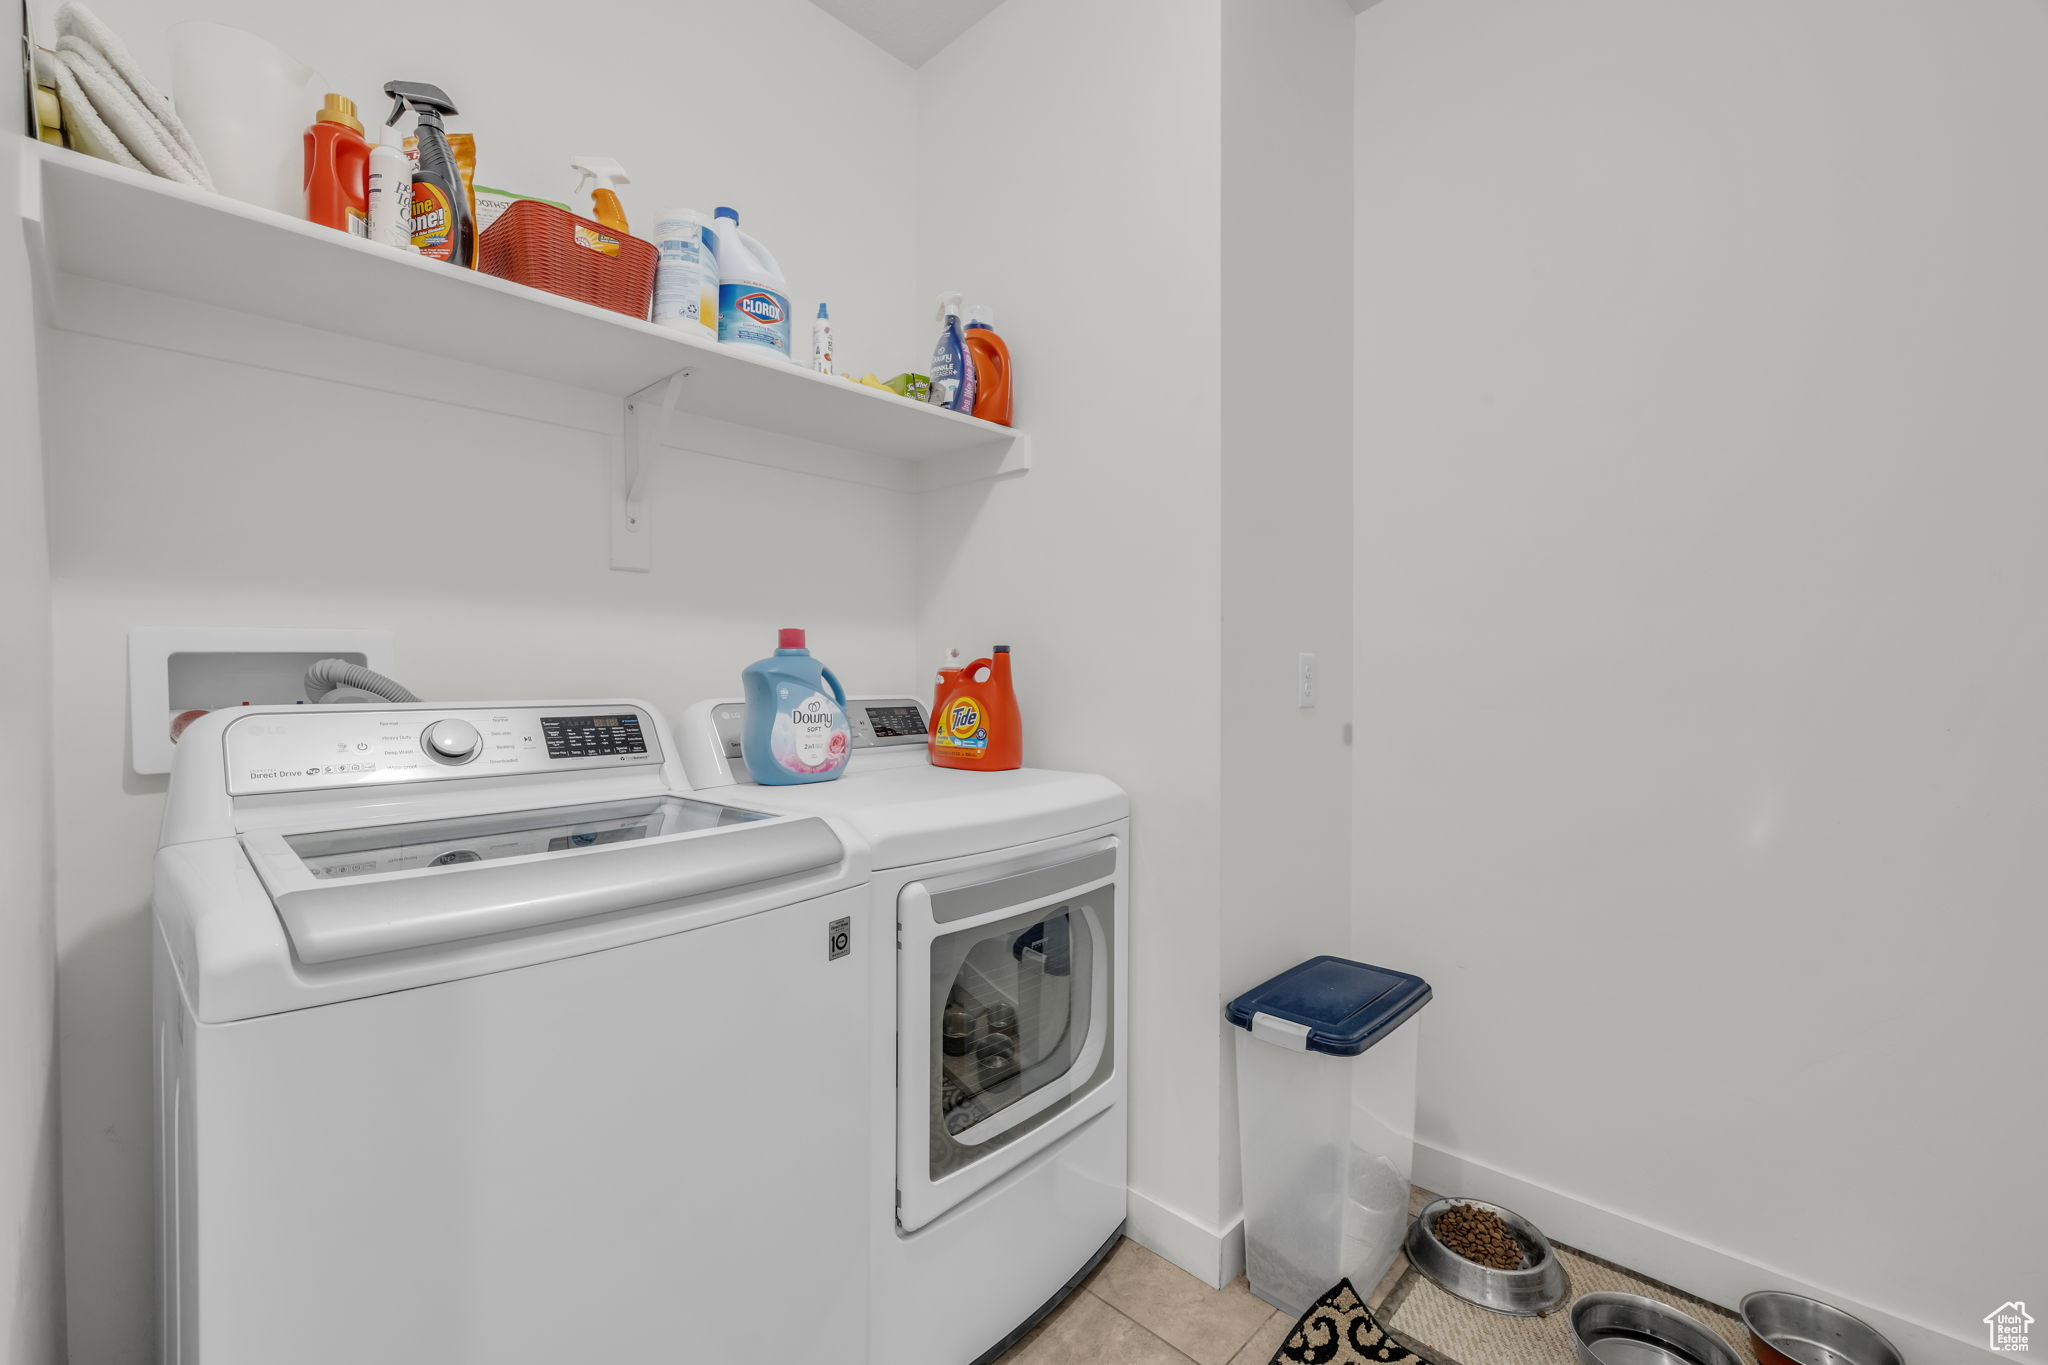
[[223, 706, 663, 795]]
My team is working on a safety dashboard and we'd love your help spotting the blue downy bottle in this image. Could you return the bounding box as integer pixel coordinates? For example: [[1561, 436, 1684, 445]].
[[740, 628, 851, 784]]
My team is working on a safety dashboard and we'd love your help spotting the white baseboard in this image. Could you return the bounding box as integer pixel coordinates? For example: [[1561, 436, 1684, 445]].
[[1125, 1187, 1246, 1290], [1413, 1142, 1992, 1365]]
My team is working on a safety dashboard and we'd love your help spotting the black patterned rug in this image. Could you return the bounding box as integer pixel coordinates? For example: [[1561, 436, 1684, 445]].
[[1269, 1279, 1443, 1365]]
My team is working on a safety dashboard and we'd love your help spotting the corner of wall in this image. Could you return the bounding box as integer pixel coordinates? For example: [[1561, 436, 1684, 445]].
[[0, 70, 70, 1365], [1126, 1187, 1245, 1291]]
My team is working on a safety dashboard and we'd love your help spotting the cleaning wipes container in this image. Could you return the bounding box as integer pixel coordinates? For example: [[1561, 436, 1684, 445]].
[[1226, 956, 1433, 1317]]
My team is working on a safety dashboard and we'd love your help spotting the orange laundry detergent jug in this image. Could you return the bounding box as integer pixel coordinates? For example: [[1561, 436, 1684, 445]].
[[963, 305, 1012, 426], [931, 646, 1022, 771]]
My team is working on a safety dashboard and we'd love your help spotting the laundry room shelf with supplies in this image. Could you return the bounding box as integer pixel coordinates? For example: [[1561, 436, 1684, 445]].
[[17, 141, 1029, 518]]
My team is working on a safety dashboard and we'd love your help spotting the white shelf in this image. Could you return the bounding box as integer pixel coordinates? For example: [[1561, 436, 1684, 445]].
[[17, 140, 1026, 473]]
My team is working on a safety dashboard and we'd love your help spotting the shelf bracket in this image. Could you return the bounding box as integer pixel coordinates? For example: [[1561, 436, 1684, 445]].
[[612, 369, 689, 572], [18, 144, 60, 329]]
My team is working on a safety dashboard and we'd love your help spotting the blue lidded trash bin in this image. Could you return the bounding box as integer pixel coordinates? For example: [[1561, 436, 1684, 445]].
[[1225, 956, 1433, 1316]]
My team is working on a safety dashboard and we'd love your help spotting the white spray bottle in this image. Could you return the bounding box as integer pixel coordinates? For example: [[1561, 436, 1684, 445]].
[[367, 103, 416, 251], [812, 303, 833, 374]]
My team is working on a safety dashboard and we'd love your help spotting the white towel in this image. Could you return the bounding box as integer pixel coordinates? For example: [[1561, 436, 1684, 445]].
[[52, 2, 214, 190]]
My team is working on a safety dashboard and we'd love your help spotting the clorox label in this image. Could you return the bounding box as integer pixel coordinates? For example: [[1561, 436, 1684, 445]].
[[738, 292, 784, 324], [720, 283, 792, 354]]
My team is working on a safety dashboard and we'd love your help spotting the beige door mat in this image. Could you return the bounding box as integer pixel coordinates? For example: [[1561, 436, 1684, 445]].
[[1376, 1240, 1760, 1365]]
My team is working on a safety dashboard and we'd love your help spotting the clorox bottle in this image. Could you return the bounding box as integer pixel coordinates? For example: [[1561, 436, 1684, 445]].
[[931, 646, 1023, 771], [713, 206, 793, 360], [741, 629, 850, 784]]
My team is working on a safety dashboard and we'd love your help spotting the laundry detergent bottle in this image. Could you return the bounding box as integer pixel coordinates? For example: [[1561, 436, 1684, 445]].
[[714, 207, 793, 360], [741, 629, 851, 784], [931, 645, 1022, 771], [963, 304, 1013, 426]]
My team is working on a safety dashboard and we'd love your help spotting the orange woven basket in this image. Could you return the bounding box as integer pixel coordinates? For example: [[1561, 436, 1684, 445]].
[[478, 198, 658, 320]]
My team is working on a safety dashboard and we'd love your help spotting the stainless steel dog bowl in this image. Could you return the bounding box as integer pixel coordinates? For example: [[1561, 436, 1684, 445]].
[[1404, 1197, 1569, 1316], [1569, 1292, 1743, 1365], [1741, 1292, 1904, 1365]]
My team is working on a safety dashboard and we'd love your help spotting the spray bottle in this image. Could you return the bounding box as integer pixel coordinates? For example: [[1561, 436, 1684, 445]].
[[571, 156, 631, 234], [811, 303, 833, 374], [366, 105, 415, 251], [930, 292, 977, 413], [382, 81, 473, 267]]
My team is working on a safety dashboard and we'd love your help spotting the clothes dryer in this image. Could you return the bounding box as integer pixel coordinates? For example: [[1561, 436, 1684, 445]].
[[681, 696, 1129, 1365]]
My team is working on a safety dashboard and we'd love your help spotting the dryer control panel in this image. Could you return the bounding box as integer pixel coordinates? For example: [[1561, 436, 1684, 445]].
[[223, 705, 663, 796], [706, 696, 928, 760]]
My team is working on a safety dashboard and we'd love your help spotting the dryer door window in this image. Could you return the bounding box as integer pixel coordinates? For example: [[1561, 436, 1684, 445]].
[[927, 885, 1115, 1180]]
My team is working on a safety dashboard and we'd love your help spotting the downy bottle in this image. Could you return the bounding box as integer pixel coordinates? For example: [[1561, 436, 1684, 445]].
[[741, 629, 851, 784]]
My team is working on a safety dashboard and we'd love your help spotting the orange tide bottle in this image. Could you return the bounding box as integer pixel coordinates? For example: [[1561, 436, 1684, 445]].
[[931, 645, 1023, 771]]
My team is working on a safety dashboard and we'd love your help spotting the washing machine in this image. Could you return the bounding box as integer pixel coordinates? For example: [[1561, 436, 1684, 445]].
[[679, 695, 1130, 1365], [154, 700, 876, 1365]]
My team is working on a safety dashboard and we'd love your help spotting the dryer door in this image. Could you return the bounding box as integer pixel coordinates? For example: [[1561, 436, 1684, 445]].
[[897, 837, 1120, 1232]]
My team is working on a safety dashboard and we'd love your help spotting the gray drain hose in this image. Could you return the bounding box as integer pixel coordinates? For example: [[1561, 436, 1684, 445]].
[[304, 658, 421, 705]]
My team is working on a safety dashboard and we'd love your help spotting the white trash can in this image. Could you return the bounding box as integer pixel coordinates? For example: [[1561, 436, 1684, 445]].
[[1226, 955, 1432, 1317]]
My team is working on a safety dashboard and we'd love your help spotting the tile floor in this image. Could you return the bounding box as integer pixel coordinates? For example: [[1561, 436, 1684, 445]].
[[998, 1188, 1435, 1365], [993, 1236, 1412, 1365]]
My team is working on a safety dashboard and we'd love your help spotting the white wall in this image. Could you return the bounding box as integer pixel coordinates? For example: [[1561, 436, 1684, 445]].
[[912, 0, 1232, 1271], [1216, 0, 1356, 1232], [915, 0, 1357, 1284], [38, 5, 925, 1360], [0, 74, 67, 1365], [1353, 2, 2048, 1359]]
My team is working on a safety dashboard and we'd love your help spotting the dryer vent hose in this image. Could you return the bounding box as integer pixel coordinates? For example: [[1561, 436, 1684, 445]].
[[304, 658, 421, 706]]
